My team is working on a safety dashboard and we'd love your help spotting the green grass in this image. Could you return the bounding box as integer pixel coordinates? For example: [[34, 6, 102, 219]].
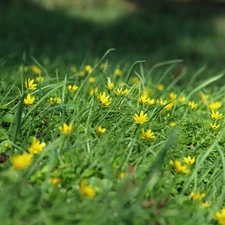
[[1, 1, 225, 224], [0, 49, 225, 225]]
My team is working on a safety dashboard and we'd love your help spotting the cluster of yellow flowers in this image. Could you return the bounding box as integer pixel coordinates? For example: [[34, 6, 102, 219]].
[[170, 156, 196, 175], [11, 137, 46, 170], [209, 102, 223, 130]]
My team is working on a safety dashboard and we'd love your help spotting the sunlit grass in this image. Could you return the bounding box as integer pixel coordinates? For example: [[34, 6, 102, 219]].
[[1, 49, 225, 224]]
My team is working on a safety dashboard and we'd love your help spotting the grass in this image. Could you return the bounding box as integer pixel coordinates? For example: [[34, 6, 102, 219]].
[[1, 49, 225, 225], [1, 1, 225, 225]]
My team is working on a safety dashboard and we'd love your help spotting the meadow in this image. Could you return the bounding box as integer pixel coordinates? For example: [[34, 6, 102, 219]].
[[1, 1, 225, 225]]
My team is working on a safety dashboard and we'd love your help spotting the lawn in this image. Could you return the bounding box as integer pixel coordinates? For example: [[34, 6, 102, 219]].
[[1, 1, 225, 225]]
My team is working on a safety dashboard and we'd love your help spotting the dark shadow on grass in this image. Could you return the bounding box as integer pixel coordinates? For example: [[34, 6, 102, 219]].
[[1, 0, 225, 75]]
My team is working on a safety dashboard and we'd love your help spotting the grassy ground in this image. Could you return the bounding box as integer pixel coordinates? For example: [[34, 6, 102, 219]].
[[1, 1, 225, 225]]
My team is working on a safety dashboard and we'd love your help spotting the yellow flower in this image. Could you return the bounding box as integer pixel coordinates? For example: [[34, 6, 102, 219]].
[[106, 78, 114, 91], [169, 160, 174, 166], [119, 172, 128, 179], [189, 191, 206, 201], [188, 101, 197, 110], [90, 87, 98, 96], [24, 93, 35, 105], [114, 87, 129, 96], [35, 76, 44, 82], [79, 71, 86, 77], [50, 177, 60, 186], [97, 92, 112, 107], [132, 110, 148, 124], [147, 98, 155, 105], [156, 98, 167, 107], [183, 156, 196, 165], [179, 96, 186, 103], [210, 122, 220, 130], [157, 84, 164, 91], [31, 65, 41, 75], [114, 69, 122, 77], [19, 65, 28, 72], [89, 77, 95, 84], [67, 84, 78, 93], [164, 101, 175, 110], [59, 123, 73, 135], [11, 152, 33, 170], [174, 160, 190, 174], [28, 137, 46, 154], [48, 97, 61, 104], [131, 77, 139, 84], [84, 65, 92, 74], [169, 92, 177, 100], [100, 63, 106, 70], [70, 66, 77, 73], [201, 202, 211, 209], [210, 110, 223, 120], [209, 101, 221, 111], [141, 128, 156, 140], [139, 93, 151, 104], [96, 126, 106, 135], [25, 78, 37, 90], [170, 122, 176, 127], [215, 208, 225, 224], [79, 179, 97, 199], [199, 93, 209, 105]]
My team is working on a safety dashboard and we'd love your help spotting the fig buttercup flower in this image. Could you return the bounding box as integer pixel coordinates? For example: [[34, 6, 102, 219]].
[[50, 177, 60, 186], [25, 78, 37, 90], [119, 172, 128, 179], [183, 156, 196, 165], [59, 123, 73, 135], [31, 65, 41, 75], [90, 87, 98, 96], [199, 93, 209, 105], [28, 137, 46, 154], [139, 93, 151, 104], [174, 160, 190, 174], [214, 208, 225, 225], [89, 77, 95, 84], [97, 92, 112, 107], [201, 202, 211, 209], [179, 96, 186, 103], [210, 110, 223, 120], [36, 76, 44, 82], [210, 122, 220, 130], [170, 122, 176, 127], [114, 69, 122, 77], [96, 126, 106, 135], [106, 78, 114, 91], [11, 152, 33, 170], [156, 98, 167, 107], [188, 101, 197, 110], [157, 84, 164, 91], [209, 101, 221, 111], [70, 66, 77, 73], [79, 179, 97, 199], [114, 87, 129, 96], [67, 84, 78, 93], [84, 65, 92, 74], [164, 101, 175, 111], [189, 191, 206, 201], [169, 92, 177, 100], [48, 97, 61, 104], [141, 128, 156, 140], [24, 93, 35, 105], [79, 71, 86, 77], [132, 110, 148, 124]]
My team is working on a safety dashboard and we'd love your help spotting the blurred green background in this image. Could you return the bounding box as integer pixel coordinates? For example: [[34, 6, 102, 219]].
[[1, 0, 225, 76]]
